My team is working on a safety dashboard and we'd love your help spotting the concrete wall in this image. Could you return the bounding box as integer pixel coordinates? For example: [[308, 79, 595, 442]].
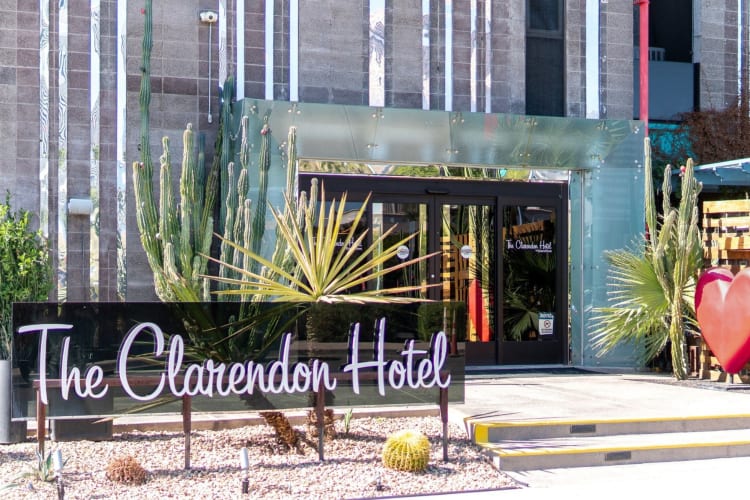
[[698, 0, 743, 109], [599, 1, 634, 119]]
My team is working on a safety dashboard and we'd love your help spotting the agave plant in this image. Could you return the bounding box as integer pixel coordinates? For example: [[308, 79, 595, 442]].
[[209, 180, 438, 304], [591, 138, 702, 380]]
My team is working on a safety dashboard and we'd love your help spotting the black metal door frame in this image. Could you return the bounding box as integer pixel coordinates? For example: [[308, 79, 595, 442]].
[[298, 173, 568, 365]]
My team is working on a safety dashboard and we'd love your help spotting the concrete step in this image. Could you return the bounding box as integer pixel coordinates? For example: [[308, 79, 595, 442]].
[[472, 413, 750, 442], [479, 428, 750, 471]]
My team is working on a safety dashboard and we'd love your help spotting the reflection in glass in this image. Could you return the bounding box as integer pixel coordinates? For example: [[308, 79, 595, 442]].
[[441, 204, 496, 344], [373, 202, 428, 296], [503, 205, 556, 341]]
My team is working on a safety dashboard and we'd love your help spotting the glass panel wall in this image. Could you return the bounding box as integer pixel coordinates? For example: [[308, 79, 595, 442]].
[[237, 99, 644, 367]]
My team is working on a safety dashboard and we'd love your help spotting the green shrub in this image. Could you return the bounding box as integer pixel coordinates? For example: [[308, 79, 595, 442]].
[[0, 195, 52, 359]]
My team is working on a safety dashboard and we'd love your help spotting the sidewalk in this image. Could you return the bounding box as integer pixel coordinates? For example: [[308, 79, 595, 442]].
[[437, 370, 750, 497], [450, 370, 750, 426]]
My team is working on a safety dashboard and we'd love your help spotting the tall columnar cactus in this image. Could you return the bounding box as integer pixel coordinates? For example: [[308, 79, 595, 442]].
[[644, 139, 702, 380], [217, 115, 274, 292], [133, 125, 216, 302], [132, 0, 218, 303], [260, 125, 311, 295], [252, 118, 272, 259], [133, 0, 306, 361]]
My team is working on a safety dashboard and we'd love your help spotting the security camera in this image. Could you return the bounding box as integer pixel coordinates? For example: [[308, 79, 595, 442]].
[[199, 10, 218, 23]]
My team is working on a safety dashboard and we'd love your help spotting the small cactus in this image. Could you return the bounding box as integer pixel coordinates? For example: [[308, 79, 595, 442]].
[[105, 455, 148, 485], [382, 430, 431, 472]]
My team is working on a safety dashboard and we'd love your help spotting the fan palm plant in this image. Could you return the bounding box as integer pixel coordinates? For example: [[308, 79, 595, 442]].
[[208, 180, 439, 409], [591, 139, 702, 380]]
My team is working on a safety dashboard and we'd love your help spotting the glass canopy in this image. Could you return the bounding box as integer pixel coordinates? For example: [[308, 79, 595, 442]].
[[232, 99, 645, 368]]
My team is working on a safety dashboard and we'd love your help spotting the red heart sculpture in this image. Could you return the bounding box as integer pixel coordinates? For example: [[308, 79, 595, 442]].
[[695, 267, 750, 374]]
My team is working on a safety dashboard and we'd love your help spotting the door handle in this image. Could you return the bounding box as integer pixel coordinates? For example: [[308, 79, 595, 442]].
[[425, 189, 449, 195]]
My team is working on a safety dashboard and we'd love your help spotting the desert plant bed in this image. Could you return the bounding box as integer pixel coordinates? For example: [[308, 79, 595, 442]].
[[0, 416, 516, 499]]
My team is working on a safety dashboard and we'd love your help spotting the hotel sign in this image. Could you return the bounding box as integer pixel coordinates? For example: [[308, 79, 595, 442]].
[[11, 302, 464, 419]]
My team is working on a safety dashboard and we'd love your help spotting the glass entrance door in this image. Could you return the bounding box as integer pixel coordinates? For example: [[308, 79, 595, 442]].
[[369, 199, 496, 363], [298, 173, 567, 366], [499, 204, 562, 364], [438, 202, 497, 364]]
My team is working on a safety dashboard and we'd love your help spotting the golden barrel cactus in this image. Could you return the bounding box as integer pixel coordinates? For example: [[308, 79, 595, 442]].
[[382, 429, 431, 472]]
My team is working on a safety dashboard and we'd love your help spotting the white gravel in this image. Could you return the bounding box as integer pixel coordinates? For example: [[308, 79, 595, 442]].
[[0, 416, 518, 499]]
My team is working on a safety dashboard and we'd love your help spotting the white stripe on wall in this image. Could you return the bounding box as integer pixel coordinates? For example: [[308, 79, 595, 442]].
[[265, 0, 274, 100], [116, 0, 127, 300], [422, 0, 430, 110], [290, 0, 299, 101], [369, 0, 385, 107], [445, 0, 453, 112], [484, 0, 491, 113], [585, 0, 600, 119], [236, 0, 245, 99], [57, 0, 69, 302], [90, 0, 101, 301], [219, 0, 227, 88], [39, 0, 49, 238], [739, 0, 744, 97], [470, 0, 477, 112]]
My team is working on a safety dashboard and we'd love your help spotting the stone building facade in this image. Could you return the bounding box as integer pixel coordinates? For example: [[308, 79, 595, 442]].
[[0, 0, 747, 366]]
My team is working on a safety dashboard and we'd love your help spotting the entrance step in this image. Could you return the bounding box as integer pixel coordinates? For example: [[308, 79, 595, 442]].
[[470, 414, 750, 471]]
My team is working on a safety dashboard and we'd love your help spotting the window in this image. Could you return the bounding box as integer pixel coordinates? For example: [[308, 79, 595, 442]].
[[528, 0, 563, 34], [526, 0, 565, 117]]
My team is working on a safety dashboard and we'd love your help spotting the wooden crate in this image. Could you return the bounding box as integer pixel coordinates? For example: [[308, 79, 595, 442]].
[[702, 199, 750, 272], [699, 199, 750, 380], [698, 341, 750, 383]]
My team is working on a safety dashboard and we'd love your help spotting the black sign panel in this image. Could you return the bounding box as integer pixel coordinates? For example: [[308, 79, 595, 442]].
[[11, 302, 464, 420]]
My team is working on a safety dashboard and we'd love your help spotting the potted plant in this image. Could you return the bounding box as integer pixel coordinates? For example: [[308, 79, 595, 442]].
[[0, 195, 52, 443]]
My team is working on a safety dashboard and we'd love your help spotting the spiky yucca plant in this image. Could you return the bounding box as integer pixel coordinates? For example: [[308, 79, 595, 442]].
[[591, 138, 702, 380], [210, 181, 437, 304]]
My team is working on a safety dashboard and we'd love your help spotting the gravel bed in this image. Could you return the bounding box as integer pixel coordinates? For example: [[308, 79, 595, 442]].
[[0, 416, 518, 499]]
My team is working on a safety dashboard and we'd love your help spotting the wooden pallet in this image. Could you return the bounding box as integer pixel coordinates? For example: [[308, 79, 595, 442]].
[[702, 199, 750, 271], [700, 199, 750, 380], [698, 340, 750, 383]]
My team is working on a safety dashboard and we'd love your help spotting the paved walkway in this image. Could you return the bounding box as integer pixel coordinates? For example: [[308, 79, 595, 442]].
[[438, 370, 750, 497], [450, 370, 750, 425]]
